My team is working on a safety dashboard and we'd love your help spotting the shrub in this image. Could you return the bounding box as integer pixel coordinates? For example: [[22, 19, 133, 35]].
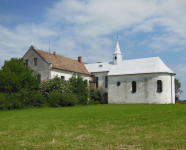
[[46, 92, 78, 107], [39, 76, 72, 97], [69, 74, 89, 105], [59, 93, 78, 106], [89, 88, 101, 104]]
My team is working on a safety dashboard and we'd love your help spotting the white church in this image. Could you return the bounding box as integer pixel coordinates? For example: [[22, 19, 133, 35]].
[[23, 39, 176, 104]]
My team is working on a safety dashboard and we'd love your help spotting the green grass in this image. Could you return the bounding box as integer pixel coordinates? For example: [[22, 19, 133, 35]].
[[0, 104, 186, 149]]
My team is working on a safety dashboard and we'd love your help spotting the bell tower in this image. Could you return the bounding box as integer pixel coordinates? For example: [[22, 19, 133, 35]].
[[113, 36, 122, 65]]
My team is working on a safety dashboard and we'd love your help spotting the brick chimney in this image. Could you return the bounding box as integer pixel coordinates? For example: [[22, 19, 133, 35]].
[[53, 51, 56, 55], [78, 56, 82, 62]]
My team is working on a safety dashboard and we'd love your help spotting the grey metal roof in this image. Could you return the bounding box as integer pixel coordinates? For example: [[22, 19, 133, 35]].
[[85, 57, 175, 75]]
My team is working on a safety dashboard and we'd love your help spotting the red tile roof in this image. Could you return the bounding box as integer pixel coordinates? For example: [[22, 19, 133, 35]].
[[36, 49, 91, 75]]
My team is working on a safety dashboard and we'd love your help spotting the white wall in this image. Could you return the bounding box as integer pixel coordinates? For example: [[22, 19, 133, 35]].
[[108, 73, 175, 104], [93, 72, 108, 102], [51, 68, 90, 81]]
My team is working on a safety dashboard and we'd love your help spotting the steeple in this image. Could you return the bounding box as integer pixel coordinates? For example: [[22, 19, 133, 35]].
[[113, 36, 122, 65]]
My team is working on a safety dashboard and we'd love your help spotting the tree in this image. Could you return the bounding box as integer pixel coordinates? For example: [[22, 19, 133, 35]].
[[69, 74, 89, 105], [175, 78, 183, 99], [0, 58, 42, 109]]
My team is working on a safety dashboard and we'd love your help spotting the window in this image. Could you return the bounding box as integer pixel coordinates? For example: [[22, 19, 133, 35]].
[[99, 65, 102, 67], [61, 76, 65, 81], [105, 76, 108, 88], [115, 56, 117, 60], [157, 80, 162, 93], [25, 59, 28, 67], [34, 58, 37, 66], [117, 82, 120, 86], [96, 77, 98, 88], [132, 81, 136, 93]]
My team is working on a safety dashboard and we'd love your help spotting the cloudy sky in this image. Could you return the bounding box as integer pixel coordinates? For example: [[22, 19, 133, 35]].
[[0, 0, 186, 99]]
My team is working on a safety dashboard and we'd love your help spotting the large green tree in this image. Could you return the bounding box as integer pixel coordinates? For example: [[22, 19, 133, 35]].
[[0, 58, 40, 93], [0, 58, 42, 109], [175, 78, 183, 99]]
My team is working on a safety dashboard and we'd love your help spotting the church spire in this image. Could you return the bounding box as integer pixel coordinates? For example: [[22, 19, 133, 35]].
[[113, 36, 122, 65]]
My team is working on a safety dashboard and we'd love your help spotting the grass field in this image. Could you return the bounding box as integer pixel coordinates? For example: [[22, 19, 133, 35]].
[[0, 104, 186, 150]]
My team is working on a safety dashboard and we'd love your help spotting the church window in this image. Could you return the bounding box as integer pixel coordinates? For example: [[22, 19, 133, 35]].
[[105, 76, 108, 88], [34, 58, 37, 66], [157, 80, 162, 93], [132, 81, 136, 93], [99, 65, 102, 67], [117, 82, 120, 86], [115, 56, 117, 60], [96, 77, 98, 88]]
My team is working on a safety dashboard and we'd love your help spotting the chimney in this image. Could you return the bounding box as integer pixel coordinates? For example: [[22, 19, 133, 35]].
[[78, 56, 82, 62], [53, 51, 56, 55]]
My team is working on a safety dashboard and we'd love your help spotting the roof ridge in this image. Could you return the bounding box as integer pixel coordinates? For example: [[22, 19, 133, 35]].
[[36, 49, 88, 64]]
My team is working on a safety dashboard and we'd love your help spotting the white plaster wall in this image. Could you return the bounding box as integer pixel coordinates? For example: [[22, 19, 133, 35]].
[[93, 72, 108, 102], [108, 73, 175, 104], [51, 69, 90, 81], [113, 53, 122, 65]]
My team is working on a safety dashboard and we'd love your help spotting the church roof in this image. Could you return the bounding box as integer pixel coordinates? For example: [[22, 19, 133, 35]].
[[85, 57, 175, 75], [36, 49, 91, 75], [114, 40, 122, 54]]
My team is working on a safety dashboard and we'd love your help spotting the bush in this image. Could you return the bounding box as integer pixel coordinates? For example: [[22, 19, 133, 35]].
[[46, 92, 78, 107], [89, 88, 101, 104], [60, 93, 78, 107], [69, 74, 89, 105], [39, 76, 72, 97]]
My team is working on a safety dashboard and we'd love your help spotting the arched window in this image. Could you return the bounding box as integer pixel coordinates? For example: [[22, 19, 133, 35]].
[[132, 81, 136, 93], [115, 56, 117, 60], [157, 80, 162, 93], [117, 82, 120, 86]]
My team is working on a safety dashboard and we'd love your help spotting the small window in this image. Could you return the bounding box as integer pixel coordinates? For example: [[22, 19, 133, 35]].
[[61, 76, 65, 81], [34, 58, 37, 66], [117, 82, 120, 86], [99, 65, 102, 67], [115, 56, 117, 60], [132, 81, 136, 93], [96, 77, 98, 88], [105, 76, 108, 88], [157, 80, 162, 93], [25, 59, 28, 67]]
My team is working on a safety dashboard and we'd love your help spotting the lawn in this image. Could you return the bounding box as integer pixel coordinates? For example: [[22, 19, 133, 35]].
[[0, 104, 186, 150]]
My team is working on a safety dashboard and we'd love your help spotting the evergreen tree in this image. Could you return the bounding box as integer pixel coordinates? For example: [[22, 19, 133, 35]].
[[69, 74, 88, 104]]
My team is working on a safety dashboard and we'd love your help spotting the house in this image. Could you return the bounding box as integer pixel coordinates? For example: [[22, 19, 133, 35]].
[[22, 45, 92, 82], [23, 39, 176, 104]]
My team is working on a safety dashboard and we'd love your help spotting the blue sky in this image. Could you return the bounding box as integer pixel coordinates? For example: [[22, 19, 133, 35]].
[[0, 0, 186, 99]]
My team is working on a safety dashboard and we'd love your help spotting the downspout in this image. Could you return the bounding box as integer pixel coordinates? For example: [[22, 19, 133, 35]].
[[171, 74, 172, 104]]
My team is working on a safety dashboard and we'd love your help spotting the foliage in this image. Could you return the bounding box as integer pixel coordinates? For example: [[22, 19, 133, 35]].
[[0, 58, 42, 110], [39, 76, 72, 97], [46, 92, 78, 107], [89, 88, 101, 104], [0, 58, 40, 94], [175, 78, 183, 98], [69, 74, 89, 105]]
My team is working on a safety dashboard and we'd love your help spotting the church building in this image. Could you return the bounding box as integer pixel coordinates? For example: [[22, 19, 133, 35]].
[[23, 39, 176, 104]]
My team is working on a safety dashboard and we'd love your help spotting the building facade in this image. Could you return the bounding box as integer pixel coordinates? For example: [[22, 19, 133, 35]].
[[23, 40, 175, 104]]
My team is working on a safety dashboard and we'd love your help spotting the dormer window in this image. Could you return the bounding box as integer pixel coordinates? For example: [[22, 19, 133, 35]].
[[99, 65, 102, 67], [115, 56, 117, 60]]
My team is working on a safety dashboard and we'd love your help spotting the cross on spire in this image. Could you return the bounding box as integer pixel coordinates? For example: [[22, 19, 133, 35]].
[[116, 34, 118, 41]]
